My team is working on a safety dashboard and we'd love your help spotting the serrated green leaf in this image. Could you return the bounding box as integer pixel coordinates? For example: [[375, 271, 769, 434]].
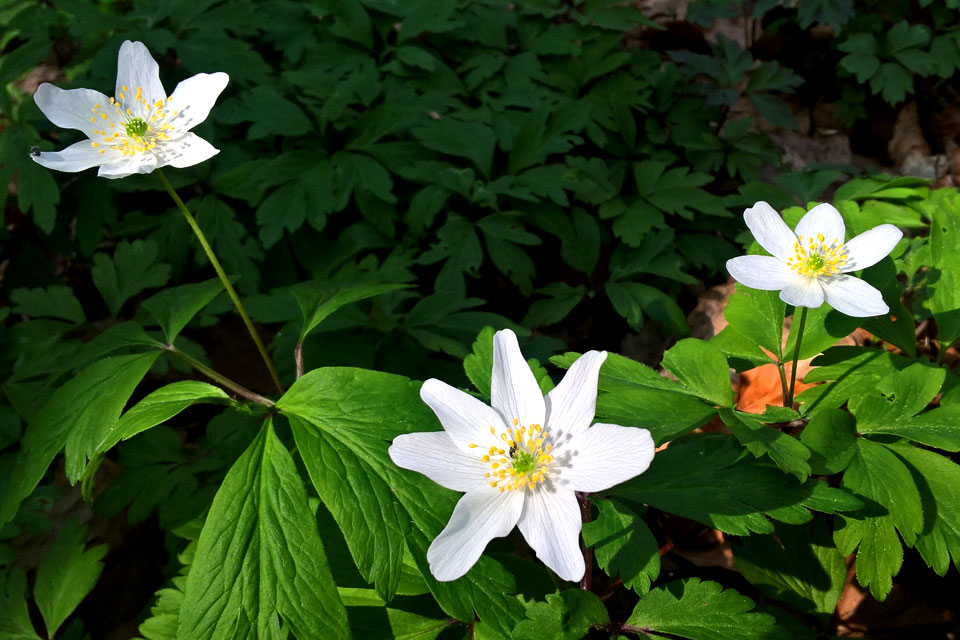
[[834, 438, 923, 600], [523, 283, 586, 327], [799, 408, 857, 474], [513, 590, 608, 640], [891, 444, 960, 576], [718, 409, 811, 481], [34, 518, 107, 638], [734, 519, 845, 621], [92, 240, 172, 317], [98, 381, 231, 453], [927, 201, 960, 348], [626, 578, 778, 640], [582, 499, 660, 594], [0, 568, 42, 640], [179, 420, 350, 640], [0, 352, 160, 528], [277, 367, 524, 633], [141, 278, 224, 343], [412, 119, 496, 178], [292, 280, 409, 343], [11, 286, 86, 324], [464, 326, 496, 398], [661, 339, 734, 407], [723, 286, 784, 359]]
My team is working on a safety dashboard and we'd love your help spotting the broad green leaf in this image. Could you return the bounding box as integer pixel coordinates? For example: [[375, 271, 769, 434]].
[[523, 283, 586, 327], [610, 434, 860, 535], [734, 519, 846, 621], [34, 518, 107, 638], [512, 590, 609, 640], [97, 381, 231, 452], [892, 443, 960, 576], [292, 281, 409, 343], [179, 420, 350, 640], [343, 597, 454, 640], [718, 409, 811, 481], [799, 409, 857, 474], [834, 438, 923, 600], [0, 352, 160, 528], [605, 281, 688, 336], [661, 338, 734, 407], [277, 367, 524, 633], [0, 568, 42, 640], [784, 305, 861, 361], [710, 326, 772, 371], [926, 202, 960, 348], [92, 239, 172, 317], [551, 351, 716, 444], [141, 278, 224, 343], [411, 119, 496, 178], [11, 286, 86, 324], [582, 499, 659, 594], [626, 578, 778, 639], [723, 286, 784, 358], [464, 326, 496, 398]]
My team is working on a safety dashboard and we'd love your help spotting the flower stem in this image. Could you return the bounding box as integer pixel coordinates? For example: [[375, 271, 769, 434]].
[[786, 306, 808, 407], [157, 169, 284, 394], [578, 492, 593, 591], [166, 344, 275, 408], [777, 362, 790, 408]]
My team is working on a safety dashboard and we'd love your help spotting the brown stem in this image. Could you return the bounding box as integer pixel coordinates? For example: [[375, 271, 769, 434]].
[[166, 344, 275, 408], [294, 341, 305, 380], [578, 492, 593, 591]]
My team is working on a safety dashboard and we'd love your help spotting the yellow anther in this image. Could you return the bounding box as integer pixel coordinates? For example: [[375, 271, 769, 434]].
[[468, 443, 478, 448]]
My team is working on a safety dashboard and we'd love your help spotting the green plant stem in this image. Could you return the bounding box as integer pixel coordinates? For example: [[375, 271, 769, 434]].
[[157, 169, 284, 394], [776, 363, 790, 409], [167, 345, 275, 408], [786, 306, 808, 407], [578, 492, 593, 591]]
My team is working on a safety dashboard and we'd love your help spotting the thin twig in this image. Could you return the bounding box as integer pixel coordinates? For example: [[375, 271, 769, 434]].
[[166, 344, 275, 408]]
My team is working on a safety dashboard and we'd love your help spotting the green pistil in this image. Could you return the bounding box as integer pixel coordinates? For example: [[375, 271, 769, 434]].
[[511, 450, 536, 475], [806, 253, 825, 272], [125, 118, 148, 138]]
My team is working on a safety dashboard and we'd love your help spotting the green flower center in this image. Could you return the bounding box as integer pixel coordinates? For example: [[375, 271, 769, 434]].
[[510, 450, 536, 475], [125, 118, 149, 138], [806, 253, 825, 271], [786, 233, 848, 278]]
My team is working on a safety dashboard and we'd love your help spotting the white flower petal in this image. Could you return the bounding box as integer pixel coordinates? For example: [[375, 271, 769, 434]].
[[820, 275, 890, 317], [491, 329, 546, 430], [554, 423, 655, 493], [840, 224, 903, 272], [96, 152, 158, 179], [168, 72, 229, 132], [389, 432, 490, 492], [156, 133, 219, 169], [420, 379, 506, 451], [31, 140, 108, 173], [779, 276, 824, 308], [116, 41, 167, 106], [743, 201, 796, 260], [517, 486, 584, 582], [794, 203, 845, 247], [34, 84, 111, 138], [427, 489, 523, 581], [726, 255, 798, 290], [544, 351, 606, 446]]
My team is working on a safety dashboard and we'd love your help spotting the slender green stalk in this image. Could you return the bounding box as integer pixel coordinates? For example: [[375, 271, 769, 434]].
[[167, 344, 275, 408], [776, 364, 790, 409], [157, 169, 284, 394], [786, 306, 808, 407]]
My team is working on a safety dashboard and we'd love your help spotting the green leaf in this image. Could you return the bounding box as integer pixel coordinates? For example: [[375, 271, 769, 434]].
[[523, 283, 586, 327], [291, 281, 409, 343], [11, 286, 86, 324], [412, 119, 496, 178], [92, 240, 172, 317], [733, 519, 846, 621], [892, 444, 960, 576], [98, 381, 231, 453], [718, 409, 811, 481], [927, 200, 960, 348], [784, 305, 861, 361], [218, 86, 312, 138], [582, 499, 660, 594], [464, 326, 496, 398], [0, 568, 42, 640], [605, 281, 689, 336], [834, 438, 923, 600], [870, 62, 913, 104], [626, 578, 778, 640], [661, 339, 734, 407], [551, 351, 716, 445], [610, 434, 859, 535], [141, 278, 224, 343], [0, 352, 160, 528], [513, 590, 609, 640], [723, 286, 784, 358], [277, 368, 524, 633], [178, 420, 350, 640], [799, 408, 857, 474], [34, 518, 107, 638]]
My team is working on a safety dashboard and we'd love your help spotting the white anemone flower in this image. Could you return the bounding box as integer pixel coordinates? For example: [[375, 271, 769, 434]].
[[31, 40, 228, 179], [726, 201, 903, 317], [389, 329, 655, 582]]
